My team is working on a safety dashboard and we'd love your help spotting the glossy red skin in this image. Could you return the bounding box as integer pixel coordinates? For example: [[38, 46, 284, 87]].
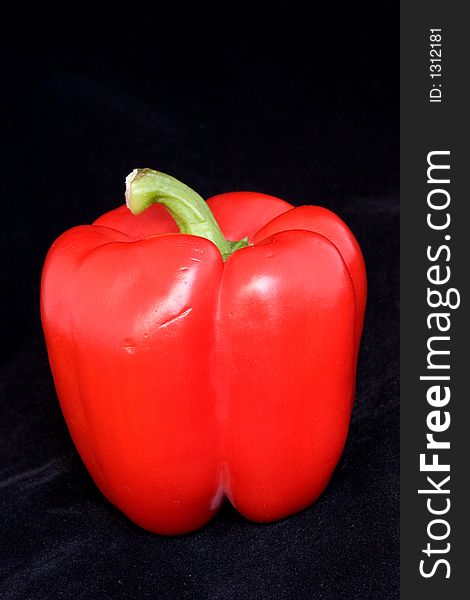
[[41, 191, 366, 534]]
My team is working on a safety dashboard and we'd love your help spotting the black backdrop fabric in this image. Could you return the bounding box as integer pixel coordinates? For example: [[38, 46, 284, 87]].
[[1, 6, 399, 599]]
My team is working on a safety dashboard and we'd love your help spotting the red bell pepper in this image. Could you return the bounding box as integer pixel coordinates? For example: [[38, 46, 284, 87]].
[[41, 169, 366, 535]]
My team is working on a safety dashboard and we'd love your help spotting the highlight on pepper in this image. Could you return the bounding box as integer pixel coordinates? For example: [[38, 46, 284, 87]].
[[40, 168, 367, 535]]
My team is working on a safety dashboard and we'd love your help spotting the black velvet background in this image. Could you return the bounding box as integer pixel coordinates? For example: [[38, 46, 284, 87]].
[[1, 6, 399, 599]]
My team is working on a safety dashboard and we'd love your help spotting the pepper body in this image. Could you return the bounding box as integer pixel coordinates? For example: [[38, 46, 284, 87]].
[[41, 178, 366, 535]]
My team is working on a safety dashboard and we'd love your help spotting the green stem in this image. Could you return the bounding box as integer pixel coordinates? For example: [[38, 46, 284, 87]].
[[125, 169, 248, 260]]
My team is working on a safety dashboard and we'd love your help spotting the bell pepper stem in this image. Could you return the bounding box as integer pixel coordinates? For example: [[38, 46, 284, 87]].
[[125, 168, 248, 260]]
